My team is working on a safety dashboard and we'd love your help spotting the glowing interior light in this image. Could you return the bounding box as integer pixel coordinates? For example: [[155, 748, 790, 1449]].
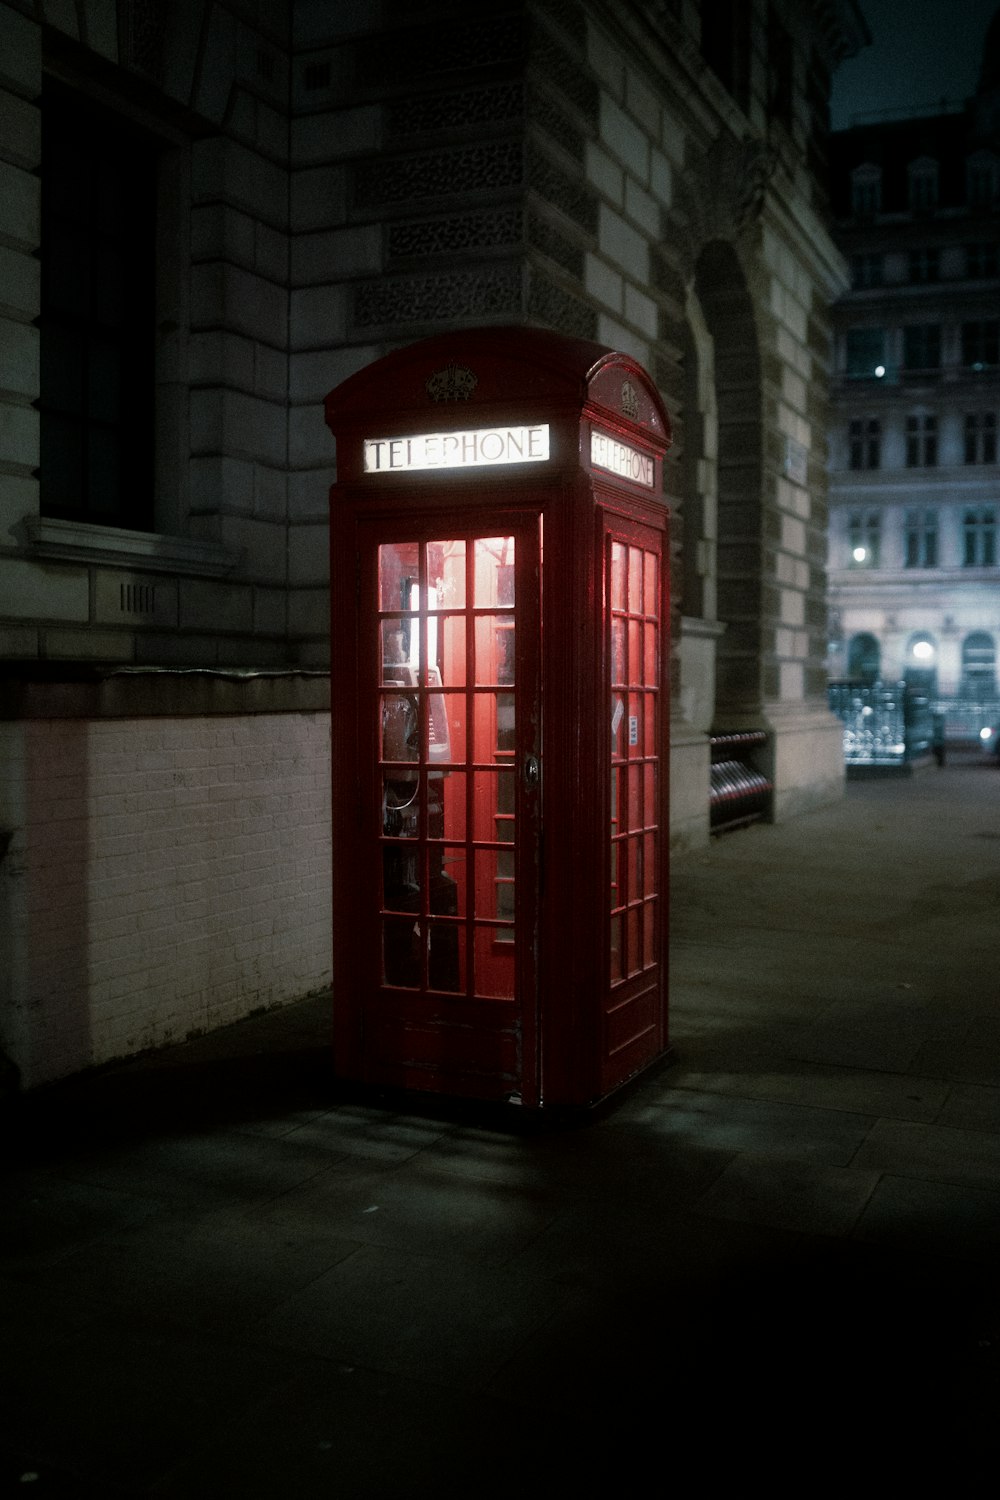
[[912, 640, 934, 661], [409, 585, 438, 668], [853, 546, 867, 562], [874, 364, 886, 377], [980, 727, 993, 741]]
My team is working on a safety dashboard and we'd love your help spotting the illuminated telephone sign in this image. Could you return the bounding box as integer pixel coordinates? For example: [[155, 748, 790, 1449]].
[[364, 424, 550, 474], [590, 428, 654, 488]]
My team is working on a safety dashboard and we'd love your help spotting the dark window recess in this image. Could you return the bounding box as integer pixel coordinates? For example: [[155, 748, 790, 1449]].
[[701, 0, 751, 113], [39, 81, 157, 530], [903, 323, 941, 373], [906, 414, 937, 467], [965, 412, 997, 464], [962, 320, 1000, 370]]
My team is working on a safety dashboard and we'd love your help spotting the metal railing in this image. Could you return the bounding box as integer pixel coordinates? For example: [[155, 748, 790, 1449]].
[[827, 680, 934, 766]]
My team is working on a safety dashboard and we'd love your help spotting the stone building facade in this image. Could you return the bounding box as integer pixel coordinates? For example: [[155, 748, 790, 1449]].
[[0, 0, 863, 1088], [827, 11, 1000, 705]]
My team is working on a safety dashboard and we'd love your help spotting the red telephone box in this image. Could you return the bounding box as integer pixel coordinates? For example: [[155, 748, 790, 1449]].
[[324, 326, 672, 1109]]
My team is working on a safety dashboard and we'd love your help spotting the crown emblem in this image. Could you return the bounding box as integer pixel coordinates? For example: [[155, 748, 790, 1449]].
[[621, 380, 640, 420], [426, 363, 478, 402]]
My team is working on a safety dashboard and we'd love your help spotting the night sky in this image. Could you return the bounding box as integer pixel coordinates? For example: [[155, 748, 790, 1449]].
[[831, 0, 999, 129]]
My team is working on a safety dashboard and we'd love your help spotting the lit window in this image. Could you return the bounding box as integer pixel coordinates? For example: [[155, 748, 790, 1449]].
[[963, 509, 997, 567], [903, 324, 941, 373], [967, 151, 999, 208], [851, 253, 883, 289], [848, 509, 881, 566], [846, 326, 886, 378], [851, 164, 881, 218], [908, 158, 938, 214], [962, 321, 1000, 371], [961, 631, 997, 695], [904, 508, 938, 568], [848, 417, 881, 470], [908, 248, 939, 283], [966, 242, 999, 278], [905, 414, 937, 467], [964, 413, 997, 464]]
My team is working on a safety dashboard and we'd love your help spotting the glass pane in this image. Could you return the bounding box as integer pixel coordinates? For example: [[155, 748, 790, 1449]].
[[438, 615, 466, 686], [644, 551, 658, 614], [475, 616, 515, 685], [610, 839, 620, 907], [473, 536, 515, 607], [644, 900, 657, 964], [474, 691, 515, 760], [628, 619, 641, 682], [436, 694, 466, 764], [611, 618, 626, 686], [644, 832, 657, 898], [644, 692, 657, 755], [644, 763, 657, 825], [383, 844, 421, 911], [428, 539, 466, 609], [383, 915, 423, 988], [473, 925, 515, 999], [644, 623, 658, 685], [428, 921, 465, 993], [382, 772, 419, 837], [627, 836, 641, 901], [610, 914, 624, 981], [628, 694, 642, 757], [379, 542, 420, 612], [627, 906, 641, 976], [380, 619, 408, 677], [611, 542, 626, 610], [434, 847, 467, 912], [87, 428, 120, 514], [381, 690, 419, 766], [628, 547, 643, 612], [439, 771, 467, 842], [628, 766, 642, 829], [473, 769, 515, 842]]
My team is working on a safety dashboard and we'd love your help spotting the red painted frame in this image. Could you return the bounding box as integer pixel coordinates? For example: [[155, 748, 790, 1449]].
[[325, 326, 672, 1109]]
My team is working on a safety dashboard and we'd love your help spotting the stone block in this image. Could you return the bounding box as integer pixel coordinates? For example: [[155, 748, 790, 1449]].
[[596, 312, 649, 368], [191, 204, 256, 267], [190, 389, 287, 467], [0, 90, 39, 170], [191, 138, 286, 225], [255, 344, 289, 401], [192, 263, 287, 347], [0, 399, 38, 467], [649, 147, 672, 208], [288, 521, 330, 586], [189, 454, 255, 514], [779, 661, 804, 700], [44, 627, 133, 660], [599, 96, 649, 182], [0, 243, 39, 320], [0, 7, 41, 97], [292, 342, 377, 406], [290, 284, 348, 350], [291, 225, 381, 285], [291, 165, 348, 231], [586, 29, 623, 98], [598, 203, 649, 280], [624, 282, 657, 339], [0, 316, 38, 399], [661, 109, 685, 165], [84, 0, 118, 60], [220, 515, 288, 584], [779, 588, 805, 627], [95, 570, 179, 629], [253, 462, 287, 520], [295, 0, 379, 45], [292, 105, 380, 165], [1, 556, 88, 621], [289, 401, 334, 469], [625, 69, 659, 140], [188, 331, 255, 391], [288, 466, 335, 522], [256, 220, 289, 282], [0, 623, 36, 655], [0, 160, 39, 250], [584, 252, 622, 313], [180, 578, 254, 634], [584, 142, 623, 206], [253, 586, 287, 637], [288, 586, 330, 637], [0, 471, 36, 540]]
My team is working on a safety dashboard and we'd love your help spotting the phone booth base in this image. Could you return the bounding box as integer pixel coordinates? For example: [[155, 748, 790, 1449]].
[[325, 327, 672, 1111]]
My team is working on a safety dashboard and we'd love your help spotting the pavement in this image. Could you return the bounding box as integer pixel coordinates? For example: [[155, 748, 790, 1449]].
[[3, 752, 1000, 1495]]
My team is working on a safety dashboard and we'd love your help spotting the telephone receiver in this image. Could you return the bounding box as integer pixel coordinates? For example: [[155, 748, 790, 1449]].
[[381, 664, 452, 774]]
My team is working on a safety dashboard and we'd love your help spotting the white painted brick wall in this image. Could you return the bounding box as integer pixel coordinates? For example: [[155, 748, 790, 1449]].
[[0, 713, 332, 1088]]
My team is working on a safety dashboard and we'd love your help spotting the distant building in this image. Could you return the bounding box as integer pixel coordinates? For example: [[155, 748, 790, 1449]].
[[827, 8, 1000, 702], [0, 0, 864, 1089]]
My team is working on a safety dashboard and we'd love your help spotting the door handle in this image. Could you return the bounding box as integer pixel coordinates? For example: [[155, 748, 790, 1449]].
[[523, 754, 540, 789]]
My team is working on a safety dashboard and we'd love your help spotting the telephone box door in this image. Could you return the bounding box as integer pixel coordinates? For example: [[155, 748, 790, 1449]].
[[343, 513, 541, 1103]]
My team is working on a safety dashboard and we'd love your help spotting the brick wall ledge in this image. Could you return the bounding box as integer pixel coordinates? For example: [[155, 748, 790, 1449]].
[[0, 665, 331, 719]]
